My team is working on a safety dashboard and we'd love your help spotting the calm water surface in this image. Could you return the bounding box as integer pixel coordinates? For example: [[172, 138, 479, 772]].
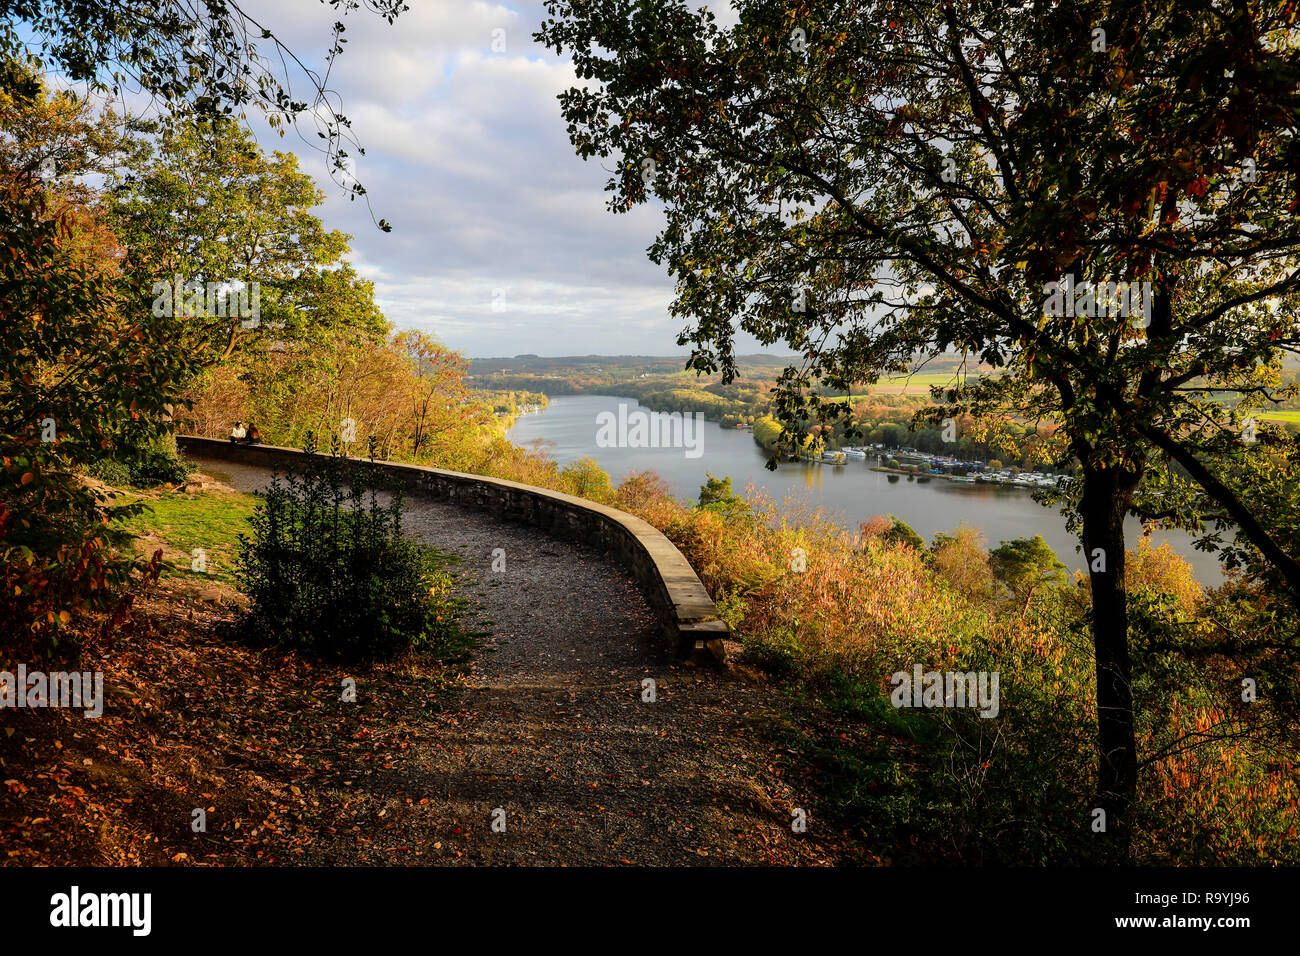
[[507, 394, 1224, 584]]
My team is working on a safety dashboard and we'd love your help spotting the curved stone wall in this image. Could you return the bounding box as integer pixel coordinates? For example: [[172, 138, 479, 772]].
[[177, 436, 729, 663]]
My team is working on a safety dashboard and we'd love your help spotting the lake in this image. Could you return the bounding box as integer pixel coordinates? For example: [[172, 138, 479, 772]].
[[507, 394, 1224, 584]]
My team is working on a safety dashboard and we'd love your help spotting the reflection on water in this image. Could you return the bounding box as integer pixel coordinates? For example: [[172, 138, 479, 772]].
[[800, 465, 827, 492], [507, 394, 1224, 585]]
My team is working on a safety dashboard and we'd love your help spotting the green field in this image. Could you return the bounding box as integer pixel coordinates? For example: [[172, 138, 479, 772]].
[[823, 370, 986, 401]]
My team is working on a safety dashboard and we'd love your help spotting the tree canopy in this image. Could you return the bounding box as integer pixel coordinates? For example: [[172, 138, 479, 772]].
[[1, 73, 200, 657], [536, 0, 1300, 839], [108, 116, 381, 364], [0, 0, 406, 225]]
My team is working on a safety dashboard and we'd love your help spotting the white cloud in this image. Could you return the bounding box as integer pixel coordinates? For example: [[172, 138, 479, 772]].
[[218, 0, 759, 355]]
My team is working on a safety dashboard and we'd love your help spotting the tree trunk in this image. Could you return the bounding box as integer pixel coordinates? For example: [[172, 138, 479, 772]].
[[1080, 464, 1138, 855]]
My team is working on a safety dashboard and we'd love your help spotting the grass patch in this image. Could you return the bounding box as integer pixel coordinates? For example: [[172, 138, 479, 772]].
[[115, 482, 480, 663], [115, 488, 258, 586]]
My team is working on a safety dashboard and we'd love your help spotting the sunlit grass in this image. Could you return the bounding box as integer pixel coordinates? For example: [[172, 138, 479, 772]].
[[1256, 409, 1300, 423], [114, 488, 258, 586]]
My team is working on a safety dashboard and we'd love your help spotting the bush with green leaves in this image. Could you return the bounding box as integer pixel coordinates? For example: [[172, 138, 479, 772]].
[[880, 516, 925, 552], [84, 457, 132, 487], [131, 449, 190, 486], [235, 438, 464, 661], [87, 434, 193, 488], [696, 473, 749, 518]]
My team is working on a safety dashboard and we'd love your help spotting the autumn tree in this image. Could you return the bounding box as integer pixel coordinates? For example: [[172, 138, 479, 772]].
[[536, 0, 1300, 844], [990, 535, 1069, 611], [1, 74, 199, 655], [0, 1, 397, 651], [394, 330, 491, 462]]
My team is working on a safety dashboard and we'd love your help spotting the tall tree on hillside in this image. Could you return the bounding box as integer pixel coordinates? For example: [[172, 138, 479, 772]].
[[108, 117, 383, 364], [0, 1, 396, 650], [536, 0, 1300, 844]]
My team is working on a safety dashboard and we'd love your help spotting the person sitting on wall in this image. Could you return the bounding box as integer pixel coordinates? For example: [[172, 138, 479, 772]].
[[229, 421, 246, 442], [244, 423, 262, 445]]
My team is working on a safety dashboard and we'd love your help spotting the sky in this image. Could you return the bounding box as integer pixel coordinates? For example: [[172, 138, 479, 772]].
[[224, 0, 750, 358]]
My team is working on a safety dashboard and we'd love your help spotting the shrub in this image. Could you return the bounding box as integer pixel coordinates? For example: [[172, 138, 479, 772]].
[[235, 437, 463, 661], [697, 473, 749, 517], [613, 470, 677, 522], [877, 515, 924, 552], [990, 535, 1068, 610], [930, 526, 994, 603], [2, 441, 151, 664], [128, 442, 193, 487], [85, 434, 192, 488], [559, 456, 613, 501], [85, 457, 132, 487]]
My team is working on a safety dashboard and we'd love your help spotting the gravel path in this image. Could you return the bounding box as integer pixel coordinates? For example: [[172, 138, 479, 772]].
[[196, 458, 838, 865]]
